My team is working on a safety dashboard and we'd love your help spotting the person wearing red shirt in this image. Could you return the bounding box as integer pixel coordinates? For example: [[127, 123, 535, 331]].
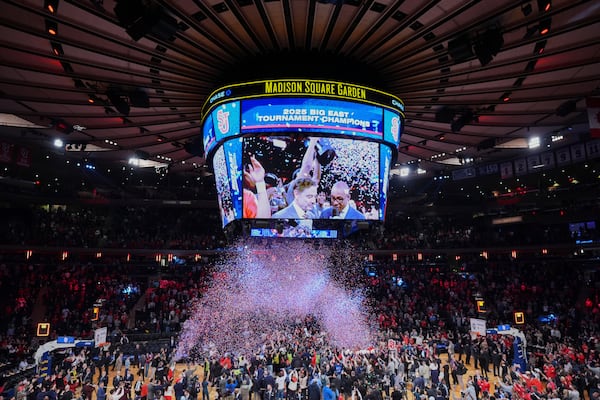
[[543, 364, 556, 380], [478, 378, 490, 394], [141, 381, 149, 400]]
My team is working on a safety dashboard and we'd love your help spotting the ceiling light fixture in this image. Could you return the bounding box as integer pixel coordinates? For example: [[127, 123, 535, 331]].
[[45, 19, 58, 35], [538, 18, 551, 35], [537, 0, 551, 13], [528, 136, 540, 149], [44, 0, 59, 14], [534, 40, 547, 54], [50, 41, 63, 56]]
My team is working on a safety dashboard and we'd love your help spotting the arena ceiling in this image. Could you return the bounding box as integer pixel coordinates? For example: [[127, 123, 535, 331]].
[[1, 0, 600, 180]]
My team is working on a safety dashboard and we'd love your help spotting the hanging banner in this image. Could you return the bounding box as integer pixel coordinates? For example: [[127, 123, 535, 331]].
[[540, 151, 555, 169], [478, 163, 498, 176], [513, 335, 527, 371], [586, 97, 600, 138], [15, 146, 32, 167], [555, 147, 571, 165], [500, 161, 513, 179], [527, 154, 542, 170], [571, 143, 586, 162], [452, 167, 476, 181], [514, 158, 528, 176], [38, 351, 52, 377], [586, 140, 600, 159], [0, 142, 13, 163]]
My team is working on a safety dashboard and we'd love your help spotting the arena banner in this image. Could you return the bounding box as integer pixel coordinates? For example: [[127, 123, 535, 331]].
[[0, 141, 13, 163], [513, 335, 527, 371], [15, 146, 32, 167], [586, 97, 600, 138], [38, 351, 51, 377]]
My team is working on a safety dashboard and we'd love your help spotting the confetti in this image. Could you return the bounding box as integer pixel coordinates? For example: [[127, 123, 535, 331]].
[[175, 240, 377, 360]]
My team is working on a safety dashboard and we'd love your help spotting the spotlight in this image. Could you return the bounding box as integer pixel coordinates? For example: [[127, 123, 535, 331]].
[[538, 18, 551, 35], [45, 19, 58, 35], [53, 138, 63, 148], [501, 92, 512, 102], [534, 40, 547, 55], [528, 136, 540, 149], [50, 41, 63, 56], [521, 2, 532, 16], [44, 0, 59, 14], [537, 0, 551, 12]]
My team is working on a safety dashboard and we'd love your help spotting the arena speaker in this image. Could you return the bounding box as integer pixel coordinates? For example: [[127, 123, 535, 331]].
[[114, 0, 178, 42], [435, 106, 455, 123], [448, 33, 473, 63], [184, 136, 204, 158], [555, 99, 577, 117], [473, 26, 504, 66], [106, 89, 130, 116]]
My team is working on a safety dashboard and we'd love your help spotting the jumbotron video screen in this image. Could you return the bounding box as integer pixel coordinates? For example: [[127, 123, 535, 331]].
[[201, 79, 404, 238]]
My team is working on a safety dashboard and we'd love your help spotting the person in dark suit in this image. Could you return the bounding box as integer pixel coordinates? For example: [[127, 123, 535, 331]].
[[263, 384, 276, 400], [320, 181, 365, 220], [272, 178, 318, 219]]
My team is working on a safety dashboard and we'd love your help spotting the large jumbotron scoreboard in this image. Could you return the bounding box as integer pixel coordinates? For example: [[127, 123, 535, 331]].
[[201, 79, 404, 238]]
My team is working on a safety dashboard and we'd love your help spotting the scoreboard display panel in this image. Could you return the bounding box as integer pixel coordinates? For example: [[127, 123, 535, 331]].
[[200, 79, 404, 234]]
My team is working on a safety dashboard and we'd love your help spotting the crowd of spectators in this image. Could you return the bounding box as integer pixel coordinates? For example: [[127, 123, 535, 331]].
[[131, 265, 211, 336], [1, 206, 596, 251], [41, 263, 145, 338], [0, 203, 599, 400], [0, 249, 598, 400], [0, 207, 226, 250]]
